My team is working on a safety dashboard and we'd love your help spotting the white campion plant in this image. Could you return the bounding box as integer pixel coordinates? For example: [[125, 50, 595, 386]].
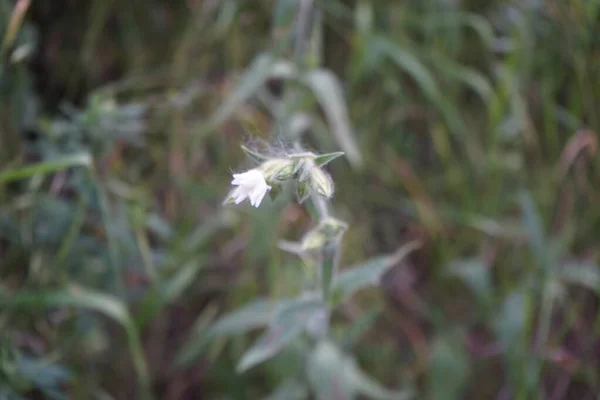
[[207, 145, 418, 400], [224, 147, 342, 208]]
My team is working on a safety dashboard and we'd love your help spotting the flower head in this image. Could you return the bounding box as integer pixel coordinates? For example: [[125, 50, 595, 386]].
[[308, 165, 334, 198], [226, 146, 344, 208], [229, 169, 271, 207]]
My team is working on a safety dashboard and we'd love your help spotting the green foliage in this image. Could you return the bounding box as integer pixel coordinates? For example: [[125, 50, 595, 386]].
[[1, 0, 600, 399]]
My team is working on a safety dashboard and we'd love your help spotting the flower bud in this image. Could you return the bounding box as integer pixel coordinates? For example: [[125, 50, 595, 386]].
[[301, 217, 347, 252], [260, 158, 297, 182], [319, 217, 348, 238], [296, 181, 310, 204], [294, 157, 312, 182], [301, 229, 327, 252], [309, 166, 334, 198]]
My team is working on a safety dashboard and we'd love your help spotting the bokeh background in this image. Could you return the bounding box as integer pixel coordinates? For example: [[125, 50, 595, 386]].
[[1, 0, 600, 399]]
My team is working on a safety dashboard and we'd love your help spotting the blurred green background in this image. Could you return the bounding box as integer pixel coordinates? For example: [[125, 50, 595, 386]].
[[1, 0, 600, 399]]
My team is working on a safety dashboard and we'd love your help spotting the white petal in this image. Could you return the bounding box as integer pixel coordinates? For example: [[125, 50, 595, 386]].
[[231, 187, 248, 204], [249, 184, 270, 207], [229, 169, 270, 206], [248, 188, 261, 206], [231, 175, 250, 185], [232, 169, 263, 185], [231, 174, 251, 185], [249, 190, 264, 207]]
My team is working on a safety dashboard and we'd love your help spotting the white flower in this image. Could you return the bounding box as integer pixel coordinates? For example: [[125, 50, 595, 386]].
[[230, 169, 271, 207]]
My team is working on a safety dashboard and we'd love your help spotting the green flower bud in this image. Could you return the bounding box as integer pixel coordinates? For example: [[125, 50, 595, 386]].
[[296, 180, 310, 204], [301, 229, 328, 252], [301, 217, 347, 252], [309, 166, 334, 198], [260, 158, 297, 182], [319, 217, 348, 238], [295, 158, 313, 182]]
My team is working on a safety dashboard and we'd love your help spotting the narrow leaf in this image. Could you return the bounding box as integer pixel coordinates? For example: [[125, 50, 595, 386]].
[[493, 290, 527, 349], [177, 298, 281, 367], [320, 243, 337, 301], [210, 54, 296, 128], [314, 151, 345, 167], [422, 12, 495, 48], [236, 298, 324, 372], [308, 340, 412, 400], [241, 145, 271, 163], [519, 192, 547, 262], [448, 258, 492, 304], [264, 379, 309, 400], [427, 334, 470, 400], [332, 241, 421, 303], [307, 341, 354, 400], [211, 298, 279, 336], [0, 285, 151, 397], [374, 37, 465, 139], [302, 69, 363, 168], [428, 52, 493, 103], [236, 324, 305, 373], [350, 364, 413, 400], [0, 153, 91, 185], [557, 262, 600, 294]]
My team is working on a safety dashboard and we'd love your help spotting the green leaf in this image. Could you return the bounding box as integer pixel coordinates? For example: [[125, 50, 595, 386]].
[[0, 286, 151, 398], [0, 390, 27, 400], [307, 341, 355, 400], [135, 212, 233, 329], [314, 151, 345, 167], [340, 307, 381, 349], [422, 12, 495, 48], [519, 192, 547, 264], [302, 69, 363, 168], [493, 290, 527, 350], [428, 51, 493, 104], [16, 356, 71, 391], [331, 241, 421, 303], [179, 211, 235, 256], [427, 333, 470, 400], [296, 181, 310, 203], [162, 259, 205, 302], [320, 243, 337, 301], [0, 153, 91, 185], [241, 144, 271, 163], [448, 258, 492, 304], [177, 298, 281, 367], [211, 298, 280, 336], [209, 53, 296, 128], [373, 36, 465, 139], [351, 366, 412, 400], [307, 340, 412, 400], [264, 379, 309, 400], [236, 321, 303, 373], [557, 262, 600, 294], [272, 0, 298, 29], [236, 298, 324, 372]]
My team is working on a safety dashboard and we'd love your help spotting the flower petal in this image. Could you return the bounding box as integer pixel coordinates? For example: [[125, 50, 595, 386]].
[[249, 183, 270, 207], [231, 187, 248, 204], [234, 170, 262, 181], [229, 169, 270, 207]]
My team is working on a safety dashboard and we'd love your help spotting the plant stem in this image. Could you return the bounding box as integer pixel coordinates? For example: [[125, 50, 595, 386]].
[[294, 0, 315, 66], [288, 0, 342, 313]]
